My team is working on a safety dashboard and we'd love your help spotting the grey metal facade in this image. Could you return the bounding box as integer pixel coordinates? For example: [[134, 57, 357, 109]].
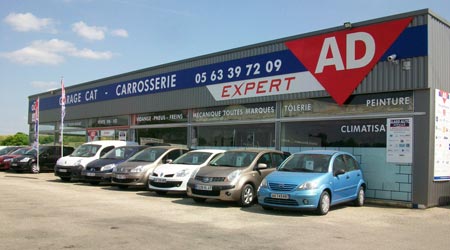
[[28, 9, 450, 208]]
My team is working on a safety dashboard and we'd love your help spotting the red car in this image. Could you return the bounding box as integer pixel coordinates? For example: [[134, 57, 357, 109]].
[[0, 147, 31, 171]]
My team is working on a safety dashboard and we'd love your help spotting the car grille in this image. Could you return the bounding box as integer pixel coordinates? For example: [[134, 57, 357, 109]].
[[150, 181, 182, 188], [192, 189, 220, 196], [112, 178, 138, 183], [264, 197, 299, 206], [195, 176, 226, 182], [268, 182, 297, 192], [152, 173, 174, 178]]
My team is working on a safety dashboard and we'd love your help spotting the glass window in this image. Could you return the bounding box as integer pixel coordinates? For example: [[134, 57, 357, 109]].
[[193, 123, 275, 148], [281, 119, 386, 148], [272, 153, 287, 168], [257, 153, 272, 167], [137, 127, 187, 145]]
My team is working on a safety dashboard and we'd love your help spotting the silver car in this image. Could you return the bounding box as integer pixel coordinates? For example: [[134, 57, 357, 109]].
[[111, 146, 188, 189], [187, 148, 289, 206]]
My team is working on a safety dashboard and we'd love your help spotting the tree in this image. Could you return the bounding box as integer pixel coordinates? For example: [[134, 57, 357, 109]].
[[0, 133, 29, 146]]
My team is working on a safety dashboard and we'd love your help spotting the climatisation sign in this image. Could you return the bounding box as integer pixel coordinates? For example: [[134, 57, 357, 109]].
[[34, 17, 426, 111]]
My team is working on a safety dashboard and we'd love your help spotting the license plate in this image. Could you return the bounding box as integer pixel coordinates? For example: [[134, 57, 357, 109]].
[[116, 174, 126, 179], [271, 193, 289, 199], [154, 178, 167, 183], [87, 172, 96, 177], [195, 184, 212, 191], [11, 163, 17, 166], [58, 169, 67, 172]]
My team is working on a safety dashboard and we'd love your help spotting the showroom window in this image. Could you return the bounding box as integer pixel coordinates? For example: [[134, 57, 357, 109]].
[[281, 119, 386, 148], [193, 123, 275, 148]]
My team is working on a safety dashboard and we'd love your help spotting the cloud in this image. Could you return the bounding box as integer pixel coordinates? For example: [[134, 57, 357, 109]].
[[3, 12, 57, 33], [72, 21, 106, 40], [31, 81, 58, 90], [110, 29, 129, 38], [1, 39, 113, 65]]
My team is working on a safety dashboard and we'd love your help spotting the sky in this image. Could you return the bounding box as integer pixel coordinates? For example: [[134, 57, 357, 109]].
[[0, 0, 449, 135]]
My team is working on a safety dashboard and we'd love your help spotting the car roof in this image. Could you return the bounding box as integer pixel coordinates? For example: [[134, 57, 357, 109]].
[[226, 148, 283, 153], [293, 150, 348, 156], [187, 149, 226, 153]]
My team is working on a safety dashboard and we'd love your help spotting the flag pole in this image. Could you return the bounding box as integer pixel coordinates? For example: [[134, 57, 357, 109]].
[[60, 77, 66, 157]]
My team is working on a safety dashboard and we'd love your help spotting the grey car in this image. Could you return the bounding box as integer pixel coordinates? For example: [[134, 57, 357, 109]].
[[111, 146, 189, 189], [187, 148, 289, 206]]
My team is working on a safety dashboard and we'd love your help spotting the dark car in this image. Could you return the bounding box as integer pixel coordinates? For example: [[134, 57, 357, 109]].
[[10, 145, 75, 173], [0, 147, 31, 170], [82, 145, 148, 185]]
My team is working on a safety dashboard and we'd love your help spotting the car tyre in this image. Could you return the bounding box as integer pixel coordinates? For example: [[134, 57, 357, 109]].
[[193, 197, 206, 203], [316, 191, 330, 215], [238, 184, 255, 207], [31, 163, 40, 174], [353, 186, 365, 207]]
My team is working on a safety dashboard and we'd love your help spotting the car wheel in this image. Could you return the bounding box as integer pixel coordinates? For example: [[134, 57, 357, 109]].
[[316, 191, 330, 215], [193, 197, 206, 203], [155, 190, 167, 195], [353, 186, 365, 207], [238, 184, 255, 207], [60, 177, 71, 182], [117, 185, 128, 190], [31, 163, 40, 174]]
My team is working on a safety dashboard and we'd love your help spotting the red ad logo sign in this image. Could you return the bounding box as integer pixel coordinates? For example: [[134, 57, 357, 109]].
[[285, 17, 413, 105]]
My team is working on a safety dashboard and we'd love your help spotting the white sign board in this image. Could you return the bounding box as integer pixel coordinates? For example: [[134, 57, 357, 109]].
[[386, 118, 413, 163], [434, 89, 450, 181]]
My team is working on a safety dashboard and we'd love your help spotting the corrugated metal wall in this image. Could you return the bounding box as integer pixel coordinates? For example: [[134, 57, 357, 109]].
[[425, 13, 450, 207]]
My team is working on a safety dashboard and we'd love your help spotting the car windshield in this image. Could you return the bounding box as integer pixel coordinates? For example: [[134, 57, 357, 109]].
[[209, 151, 257, 168], [279, 154, 331, 173], [10, 148, 29, 155], [128, 148, 167, 162], [101, 147, 140, 160], [172, 152, 215, 165], [71, 144, 101, 157], [23, 148, 37, 156]]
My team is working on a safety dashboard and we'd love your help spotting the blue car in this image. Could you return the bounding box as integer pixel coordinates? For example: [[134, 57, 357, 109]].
[[257, 150, 366, 215]]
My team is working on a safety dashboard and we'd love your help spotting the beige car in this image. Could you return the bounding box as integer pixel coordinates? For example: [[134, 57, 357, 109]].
[[111, 146, 188, 189], [187, 148, 289, 206]]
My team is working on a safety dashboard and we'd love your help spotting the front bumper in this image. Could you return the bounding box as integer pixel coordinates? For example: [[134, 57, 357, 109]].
[[111, 172, 146, 186], [148, 176, 187, 192], [257, 187, 321, 210], [186, 181, 238, 201], [10, 162, 31, 172], [81, 170, 112, 183], [54, 165, 84, 179]]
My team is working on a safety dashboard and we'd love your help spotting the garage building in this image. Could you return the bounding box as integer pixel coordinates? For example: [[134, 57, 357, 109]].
[[28, 9, 450, 208]]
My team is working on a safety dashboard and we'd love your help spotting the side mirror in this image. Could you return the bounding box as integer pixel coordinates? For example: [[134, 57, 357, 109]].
[[334, 169, 345, 176], [256, 163, 268, 169], [165, 159, 173, 164]]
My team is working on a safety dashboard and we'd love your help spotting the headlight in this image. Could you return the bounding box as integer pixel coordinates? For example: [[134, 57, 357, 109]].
[[259, 178, 268, 188], [20, 157, 31, 162], [100, 164, 116, 172], [226, 170, 241, 183], [175, 168, 191, 177], [130, 165, 144, 173], [4, 158, 11, 162], [297, 181, 319, 190]]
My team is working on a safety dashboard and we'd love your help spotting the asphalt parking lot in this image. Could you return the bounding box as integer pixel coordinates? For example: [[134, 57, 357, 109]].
[[1, 172, 450, 250]]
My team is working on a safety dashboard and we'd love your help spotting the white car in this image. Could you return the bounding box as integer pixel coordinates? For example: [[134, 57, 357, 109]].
[[148, 149, 225, 194]]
